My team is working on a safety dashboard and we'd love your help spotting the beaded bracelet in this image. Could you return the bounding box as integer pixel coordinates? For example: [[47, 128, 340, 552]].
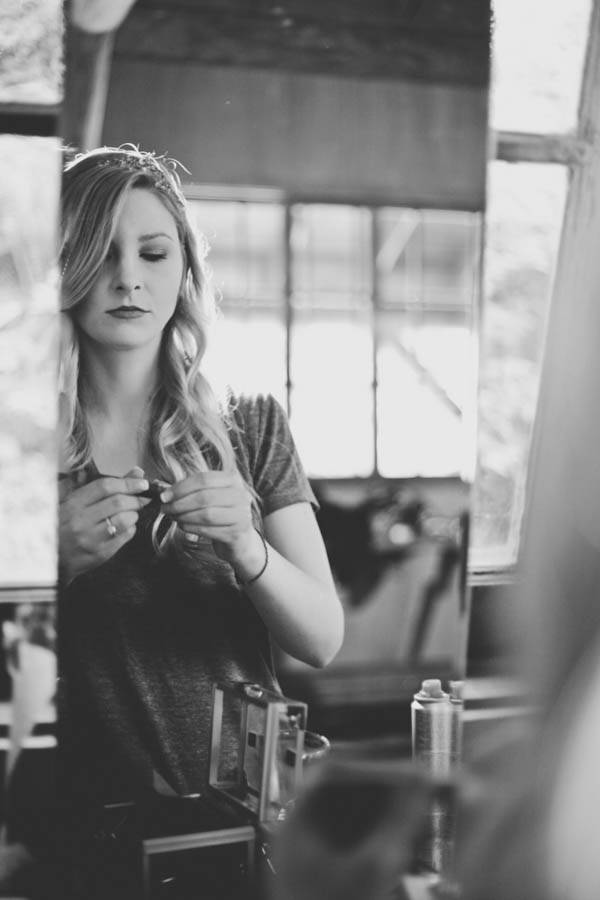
[[236, 528, 269, 588]]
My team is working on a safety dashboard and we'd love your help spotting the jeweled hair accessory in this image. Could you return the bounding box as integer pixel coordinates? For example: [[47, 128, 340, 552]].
[[61, 145, 191, 282], [92, 145, 189, 205]]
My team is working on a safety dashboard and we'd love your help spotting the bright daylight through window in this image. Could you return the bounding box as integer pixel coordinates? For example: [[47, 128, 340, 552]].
[[0, 0, 62, 588], [193, 200, 480, 480], [469, 0, 592, 571]]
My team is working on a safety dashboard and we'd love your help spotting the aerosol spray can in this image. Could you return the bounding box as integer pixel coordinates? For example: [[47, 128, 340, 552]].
[[411, 678, 463, 875]]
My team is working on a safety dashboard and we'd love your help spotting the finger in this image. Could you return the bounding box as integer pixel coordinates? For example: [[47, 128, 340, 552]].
[[162, 487, 245, 515], [179, 529, 210, 547], [161, 470, 240, 502], [177, 524, 244, 543], [80, 475, 150, 507], [96, 509, 141, 543], [94, 493, 152, 522], [66, 508, 141, 562], [138, 479, 171, 501], [124, 466, 146, 479], [173, 507, 244, 528]]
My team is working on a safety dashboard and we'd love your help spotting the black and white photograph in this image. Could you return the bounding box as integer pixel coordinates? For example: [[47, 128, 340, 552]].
[[0, 1, 599, 898]]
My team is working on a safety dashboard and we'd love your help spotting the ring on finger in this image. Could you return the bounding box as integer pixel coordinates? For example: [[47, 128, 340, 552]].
[[105, 516, 118, 539]]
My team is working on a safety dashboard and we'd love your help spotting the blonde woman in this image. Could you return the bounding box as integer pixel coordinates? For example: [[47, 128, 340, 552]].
[[57, 145, 343, 818]]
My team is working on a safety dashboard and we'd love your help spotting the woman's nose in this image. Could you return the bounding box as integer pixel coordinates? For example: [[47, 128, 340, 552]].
[[114, 254, 142, 293]]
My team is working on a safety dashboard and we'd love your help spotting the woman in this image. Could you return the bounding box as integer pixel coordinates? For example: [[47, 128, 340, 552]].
[[57, 144, 343, 815]]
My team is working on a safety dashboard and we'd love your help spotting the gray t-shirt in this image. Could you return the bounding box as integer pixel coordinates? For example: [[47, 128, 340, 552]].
[[59, 393, 316, 804]]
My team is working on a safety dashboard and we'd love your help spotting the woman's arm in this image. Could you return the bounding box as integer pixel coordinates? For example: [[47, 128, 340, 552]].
[[238, 502, 344, 668], [160, 472, 343, 668]]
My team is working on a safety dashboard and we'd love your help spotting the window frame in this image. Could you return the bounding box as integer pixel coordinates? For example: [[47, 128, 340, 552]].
[[470, 0, 598, 583], [187, 188, 482, 482]]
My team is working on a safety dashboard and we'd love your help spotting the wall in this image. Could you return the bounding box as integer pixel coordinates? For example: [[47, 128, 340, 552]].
[[102, 60, 488, 209]]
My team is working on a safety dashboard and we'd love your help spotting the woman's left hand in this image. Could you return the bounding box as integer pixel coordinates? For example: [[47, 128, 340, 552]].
[[160, 471, 261, 571]]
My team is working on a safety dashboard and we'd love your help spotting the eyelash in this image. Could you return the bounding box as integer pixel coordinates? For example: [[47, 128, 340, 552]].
[[105, 250, 167, 263], [142, 252, 167, 262]]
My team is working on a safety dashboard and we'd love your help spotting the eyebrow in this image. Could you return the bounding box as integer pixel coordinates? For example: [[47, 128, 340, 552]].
[[138, 232, 175, 242]]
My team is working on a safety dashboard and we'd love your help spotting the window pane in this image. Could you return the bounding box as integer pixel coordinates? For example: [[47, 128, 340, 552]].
[[291, 205, 371, 309], [377, 315, 475, 478], [471, 161, 568, 567], [378, 209, 480, 313], [376, 209, 479, 478], [0, 137, 61, 586], [491, 0, 592, 133], [289, 204, 373, 475], [290, 313, 374, 477], [188, 200, 285, 306], [189, 200, 287, 401], [0, 0, 63, 104], [203, 312, 287, 405]]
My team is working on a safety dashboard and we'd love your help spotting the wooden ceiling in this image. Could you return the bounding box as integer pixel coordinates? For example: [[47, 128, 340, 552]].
[[63, 0, 490, 157], [112, 0, 491, 87]]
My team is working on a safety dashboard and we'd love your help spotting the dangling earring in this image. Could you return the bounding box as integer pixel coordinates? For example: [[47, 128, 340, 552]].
[[61, 248, 72, 280], [174, 292, 193, 368]]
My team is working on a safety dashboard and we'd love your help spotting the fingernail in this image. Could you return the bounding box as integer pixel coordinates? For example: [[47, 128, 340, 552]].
[[160, 489, 173, 502], [135, 479, 149, 491]]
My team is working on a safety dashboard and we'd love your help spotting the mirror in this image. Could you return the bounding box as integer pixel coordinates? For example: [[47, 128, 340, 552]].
[[64, 0, 489, 748], [0, 0, 490, 892]]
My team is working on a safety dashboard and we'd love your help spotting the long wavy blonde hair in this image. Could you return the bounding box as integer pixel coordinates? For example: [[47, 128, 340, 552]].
[[60, 144, 243, 555]]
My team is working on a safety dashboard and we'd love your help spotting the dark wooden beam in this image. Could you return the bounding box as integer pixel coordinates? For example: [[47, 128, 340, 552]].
[[0, 104, 60, 137], [113, 0, 491, 86], [132, 0, 490, 36], [103, 60, 488, 208], [494, 131, 591, 166]]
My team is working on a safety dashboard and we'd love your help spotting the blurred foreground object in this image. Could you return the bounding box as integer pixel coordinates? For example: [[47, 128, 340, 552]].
[[208, 682, 308, 825], [456, 3, 600, 898], [71, 0, 136, 33], [269, 758, 435, 900], [412, 679, 463, 876]]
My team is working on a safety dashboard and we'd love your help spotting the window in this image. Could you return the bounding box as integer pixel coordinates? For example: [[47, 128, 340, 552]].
[[490, 0, 592, 134], [471, 162, 568, 567], [470, 0, 594, 572], [190, 197, 481, 480], [0, 137, 61, 587], [0, 0, 62, 105], [0, 0, 62, 588]]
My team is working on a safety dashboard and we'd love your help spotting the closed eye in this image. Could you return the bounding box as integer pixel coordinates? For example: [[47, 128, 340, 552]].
[[141, 251, 168, 262]]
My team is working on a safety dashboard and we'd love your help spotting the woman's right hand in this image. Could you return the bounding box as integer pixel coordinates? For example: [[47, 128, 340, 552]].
[[59, 467, 151, 584]]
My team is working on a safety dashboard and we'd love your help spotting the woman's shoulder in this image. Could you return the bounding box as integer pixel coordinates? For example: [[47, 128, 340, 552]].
[[225, 390, 287, 435], [225, 389, 316, 512]]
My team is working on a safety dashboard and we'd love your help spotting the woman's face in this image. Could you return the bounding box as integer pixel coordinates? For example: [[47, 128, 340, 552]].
[[74, 187, 184, 352]]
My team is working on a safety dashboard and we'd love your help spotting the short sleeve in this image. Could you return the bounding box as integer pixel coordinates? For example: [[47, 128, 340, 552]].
[[229, 393, 318, 517]]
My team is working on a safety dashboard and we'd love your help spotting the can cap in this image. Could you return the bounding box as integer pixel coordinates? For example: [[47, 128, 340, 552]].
[[419, 678, 445, 698]]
